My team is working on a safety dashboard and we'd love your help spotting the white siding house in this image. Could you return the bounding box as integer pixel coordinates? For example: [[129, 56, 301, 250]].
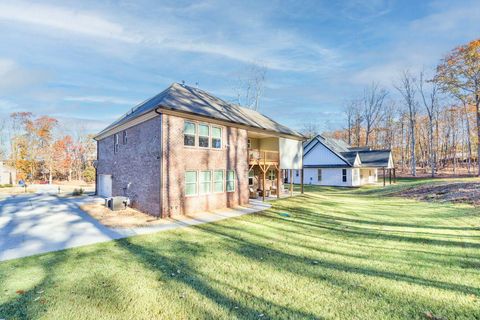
[[288, 135, 394, 187]]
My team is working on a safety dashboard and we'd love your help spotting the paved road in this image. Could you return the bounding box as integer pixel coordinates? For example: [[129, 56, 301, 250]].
[[0, 193, 271, 262], [0, 193, 121, 261]]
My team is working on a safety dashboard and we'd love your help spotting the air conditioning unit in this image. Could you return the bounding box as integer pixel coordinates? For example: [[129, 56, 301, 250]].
[[106, 196, 130, 211]]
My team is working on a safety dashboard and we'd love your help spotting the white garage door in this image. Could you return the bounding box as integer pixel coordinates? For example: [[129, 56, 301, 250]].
[[97, 174, 112, 197]]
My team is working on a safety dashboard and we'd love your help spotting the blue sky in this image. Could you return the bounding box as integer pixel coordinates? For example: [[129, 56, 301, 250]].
[[0, 0, 479, 133]]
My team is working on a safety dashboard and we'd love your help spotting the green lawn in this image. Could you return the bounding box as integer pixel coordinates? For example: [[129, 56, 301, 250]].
[[1, 180, 479, 319]]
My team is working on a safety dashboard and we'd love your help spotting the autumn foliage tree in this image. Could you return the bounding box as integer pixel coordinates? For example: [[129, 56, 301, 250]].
[[435, 39, 480, 175]]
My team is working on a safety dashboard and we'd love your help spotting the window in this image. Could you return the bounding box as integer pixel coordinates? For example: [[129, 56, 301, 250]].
[[214, 170, 224, 192], [268, 169, 276, 181], [212, 126, 222, 149], [317, 169, 322, 182], [199, 170, 212, 194], [226, 170, 235, 192], [123, 131, 128, 144], [185, 171, 197, 196], [198, 124, 210, 148], [184, 121, 196, 146], [114, 133, 119, 153], [342, 169, 347, 182], [248, 170, 254, 186], [247, 139, 251, 149], [295, 170, 299, 177]]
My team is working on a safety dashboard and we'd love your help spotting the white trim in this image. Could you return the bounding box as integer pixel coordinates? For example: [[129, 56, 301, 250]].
[[199, 170, 213, 195], [95, 111, 158, 141]]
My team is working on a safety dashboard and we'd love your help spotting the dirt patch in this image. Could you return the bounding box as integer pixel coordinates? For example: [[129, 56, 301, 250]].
[[393, 181, 480, 206], [80, 203, 167, 228]]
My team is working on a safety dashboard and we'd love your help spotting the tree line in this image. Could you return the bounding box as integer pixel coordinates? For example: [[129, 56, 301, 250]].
[[320, 39, 480, 177], [0, 112, 96, 184]]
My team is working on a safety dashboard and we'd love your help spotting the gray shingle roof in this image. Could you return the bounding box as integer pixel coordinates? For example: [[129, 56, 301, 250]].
[[95, 83, 303, 139], [309, 135, 392, 168]]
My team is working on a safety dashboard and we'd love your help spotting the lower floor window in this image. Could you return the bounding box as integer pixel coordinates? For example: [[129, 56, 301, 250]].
[[199, 170, 212, 194], [226, 170, 235, 192], [317, 169, 322, 181], [342, 169, 347, 182], [214, 170, 224, 192], [185, 171, 197, 196], [268, 169, 276, 181], [248, 170, 254, 186]]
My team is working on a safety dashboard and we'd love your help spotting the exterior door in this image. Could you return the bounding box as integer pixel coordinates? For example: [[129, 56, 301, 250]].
[[98, 174, 112, 197]]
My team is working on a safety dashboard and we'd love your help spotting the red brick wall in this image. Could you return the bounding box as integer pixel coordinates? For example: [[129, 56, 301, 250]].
[[161, 114, 249, 217]]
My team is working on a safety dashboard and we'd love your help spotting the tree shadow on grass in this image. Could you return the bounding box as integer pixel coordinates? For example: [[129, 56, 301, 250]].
[[115, 237, 323, 319], [195, 222, 480, 298]]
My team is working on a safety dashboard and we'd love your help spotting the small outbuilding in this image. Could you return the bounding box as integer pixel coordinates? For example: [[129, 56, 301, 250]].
[[287, 135, 394, 187]]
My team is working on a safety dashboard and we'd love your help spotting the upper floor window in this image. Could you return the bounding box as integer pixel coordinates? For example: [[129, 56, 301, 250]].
[[123, 130, 128, 144], [198, 124, 210, 148], [212, 127, 222, 149], [342, 169, 347, 182], [114, 133, 119, 153], [184, 122, 196, 146]]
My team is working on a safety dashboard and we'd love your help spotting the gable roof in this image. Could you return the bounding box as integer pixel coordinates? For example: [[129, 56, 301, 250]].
[[95, 83, 303, 140], [305, 135, 393, 168]]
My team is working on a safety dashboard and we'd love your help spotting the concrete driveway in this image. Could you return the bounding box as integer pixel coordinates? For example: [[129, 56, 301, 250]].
[[0, 193, 122, 261], [0, 193, 271, 262]]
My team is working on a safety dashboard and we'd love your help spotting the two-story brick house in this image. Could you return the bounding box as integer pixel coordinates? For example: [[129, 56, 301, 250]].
[[94, 83, 304, 217]]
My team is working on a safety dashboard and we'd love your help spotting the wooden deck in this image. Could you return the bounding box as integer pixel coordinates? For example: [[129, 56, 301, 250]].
[[248, 149, 279, 165]]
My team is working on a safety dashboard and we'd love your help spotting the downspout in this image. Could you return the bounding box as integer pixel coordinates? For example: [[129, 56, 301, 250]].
[[95, 140, 99, 196], [155, 107, 163, 217]]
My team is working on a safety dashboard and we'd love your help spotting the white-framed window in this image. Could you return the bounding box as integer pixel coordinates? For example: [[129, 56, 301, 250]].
[[184, 121, 196, 146], [248, 170, 254, 186], [114, 133, 119, 153], [268, 169, 276, 181], [185, 171, 197, 196], [342, 169, 347, 182], [199, 170, 212, 194], [198, 124, 210, 148], [247, 139, 251, 149], [317, 169, 322, 182], [123, 130, 128, 144], [211, 126, 222, 149], [226, 170, 235, 192], [214, 170, 224, 193]]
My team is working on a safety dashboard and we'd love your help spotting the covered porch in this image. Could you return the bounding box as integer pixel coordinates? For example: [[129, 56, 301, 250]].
[[247, 132, 303, 201]]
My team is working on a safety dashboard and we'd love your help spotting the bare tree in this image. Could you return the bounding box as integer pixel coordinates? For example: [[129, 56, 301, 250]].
[[362, 82, 388, 146], [418, 71, 439, 177], [234, 63, 267, 111], [395, 70, 418, 176], [299, 121, 320, 139]]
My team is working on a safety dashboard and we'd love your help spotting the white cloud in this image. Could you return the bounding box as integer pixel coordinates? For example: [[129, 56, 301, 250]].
[[0, 58, 46, 92], [0, 1, 340, 72], [64, 96, 138, 105]]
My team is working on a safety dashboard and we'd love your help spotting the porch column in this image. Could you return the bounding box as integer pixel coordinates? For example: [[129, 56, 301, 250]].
[[289, 169, 293, 196], [383, 167, 386, 187], [276, 167, 280, 199], [300, 168, 304, 194], [262, 169, 266, 202]]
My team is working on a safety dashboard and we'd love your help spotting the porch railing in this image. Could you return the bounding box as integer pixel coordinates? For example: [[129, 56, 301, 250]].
[[248, 149, 279, 164]]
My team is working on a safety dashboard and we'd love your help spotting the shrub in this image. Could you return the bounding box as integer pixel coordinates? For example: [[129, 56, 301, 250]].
[[82, 166, 96, 183], [0, 184, 13, 188], [72, 188, 84, 196]]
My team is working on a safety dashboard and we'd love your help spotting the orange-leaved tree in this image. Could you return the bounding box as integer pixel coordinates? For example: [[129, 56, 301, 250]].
[[435, 39, 480, 175]]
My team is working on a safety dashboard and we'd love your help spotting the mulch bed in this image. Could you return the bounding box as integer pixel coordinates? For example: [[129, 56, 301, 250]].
[[393, 182, 480, 206]]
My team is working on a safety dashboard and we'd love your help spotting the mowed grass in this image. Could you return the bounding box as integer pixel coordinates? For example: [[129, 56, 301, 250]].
[[1, 180, 479, 319]]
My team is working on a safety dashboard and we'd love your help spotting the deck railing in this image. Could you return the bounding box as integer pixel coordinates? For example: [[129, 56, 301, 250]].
[[248, 149, 279, 164]]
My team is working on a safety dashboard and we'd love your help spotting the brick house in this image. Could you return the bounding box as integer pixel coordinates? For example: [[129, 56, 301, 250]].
[[94, 83, 304, 217]]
